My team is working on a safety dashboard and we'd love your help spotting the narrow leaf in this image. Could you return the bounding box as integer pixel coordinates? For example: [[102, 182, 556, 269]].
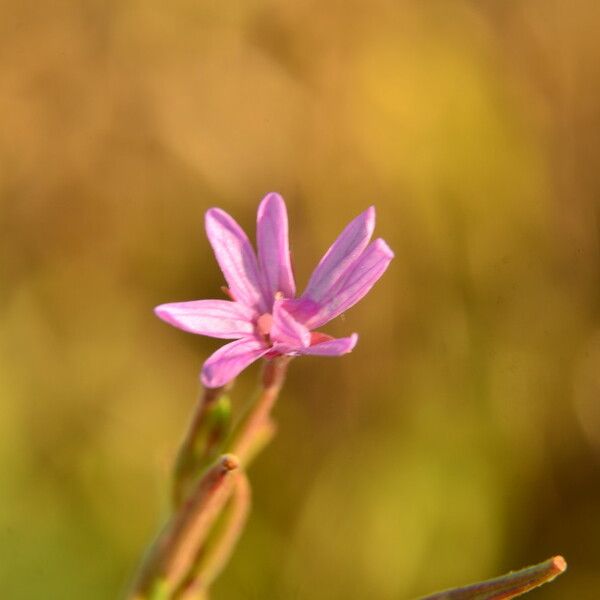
[[417, 556, 566, 600]]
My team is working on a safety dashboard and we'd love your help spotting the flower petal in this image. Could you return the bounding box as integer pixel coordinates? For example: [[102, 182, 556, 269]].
[[201, 337, 269, 388], [305, 238, 394, 329], [300, 333, 358, 356], [303, 206, 375, 302], [154, 300, 257, 339], [205, 208, 266, 311], [257, 193, 296, 303], [270, 299, 311, 348]]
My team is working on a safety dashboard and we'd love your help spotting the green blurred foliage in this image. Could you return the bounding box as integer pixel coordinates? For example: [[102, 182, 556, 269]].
[[1, 1, 600, 598]]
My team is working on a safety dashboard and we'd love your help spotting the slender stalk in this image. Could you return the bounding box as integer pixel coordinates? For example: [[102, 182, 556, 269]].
[[128, 357, 291, 600], [172, 358, 291, 599], [227, 356, 291, 464], [417, 556, 567, 600], [172, 386, 231, 507], [128, 455, 239, 599], [176, 473, 251, 600]]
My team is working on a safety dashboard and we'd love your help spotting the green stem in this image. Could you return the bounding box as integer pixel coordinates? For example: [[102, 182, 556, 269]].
[[175, 473, 251, 600], [127, 455, 239, 599], [173, 357, 291, 599], [172, 386, 231, 508], [128, 357, 292, 600], [227, 356, 291, 465]]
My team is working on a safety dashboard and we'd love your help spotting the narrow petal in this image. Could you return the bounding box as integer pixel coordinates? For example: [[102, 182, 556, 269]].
[[274, 296, 321, 326], [257, 193, 296, 303], [270, 299, 311, 348], [205, 208, 266, 312], [201, 337, 268, 388], [305, 238, 394, 329], [300, 333, 358, 356], [154, 300, 257, 339], [303, 206, 375, 302]]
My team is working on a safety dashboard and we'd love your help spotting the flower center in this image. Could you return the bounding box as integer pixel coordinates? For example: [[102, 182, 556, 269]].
[[256, 313, 273, 339]]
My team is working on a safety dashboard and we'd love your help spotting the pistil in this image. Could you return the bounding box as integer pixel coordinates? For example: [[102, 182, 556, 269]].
[[256, 313, 273, 340]]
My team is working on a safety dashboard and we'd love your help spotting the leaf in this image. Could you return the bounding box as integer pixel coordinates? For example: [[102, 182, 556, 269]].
[[417, 556, 566, 600]]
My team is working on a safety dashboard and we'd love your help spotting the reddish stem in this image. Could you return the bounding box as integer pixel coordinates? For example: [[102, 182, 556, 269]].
[[128, 455, 239, 598], [228, 356, 291, 464]]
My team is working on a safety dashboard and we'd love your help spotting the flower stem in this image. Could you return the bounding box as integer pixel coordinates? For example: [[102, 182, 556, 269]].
[[417, 555, 567, 600], [227, 356, 291, 465], [127, 455, 239, 599], [171, 357, 291, 598], [172, 386, 231, 508], [128, 357, 292, 600], [175, 473, 251, 599]]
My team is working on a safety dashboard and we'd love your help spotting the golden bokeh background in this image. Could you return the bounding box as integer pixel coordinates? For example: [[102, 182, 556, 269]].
[[2, 1, 600, 598]]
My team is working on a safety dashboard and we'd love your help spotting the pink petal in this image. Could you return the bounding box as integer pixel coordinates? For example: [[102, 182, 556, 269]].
[[274, 296, 321, 326], [205, 208, 267, 312], [300, 333, 358, 356], [154, 300, 257, 339], [257, 193, 296, 303], [201, 337, 268, 388], [303, 206, 375, 302], [305, 238, 394, 329], [270, 299, 311, 348]]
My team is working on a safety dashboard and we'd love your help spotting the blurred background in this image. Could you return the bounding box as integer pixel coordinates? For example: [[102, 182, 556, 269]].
[[1, 1, 600, 598]]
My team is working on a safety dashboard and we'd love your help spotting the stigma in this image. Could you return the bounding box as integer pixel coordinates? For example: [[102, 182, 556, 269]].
[[256, 313, 273, 339]]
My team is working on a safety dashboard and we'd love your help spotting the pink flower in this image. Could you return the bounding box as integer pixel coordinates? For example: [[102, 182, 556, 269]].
[[155, 193, 394, 388]]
